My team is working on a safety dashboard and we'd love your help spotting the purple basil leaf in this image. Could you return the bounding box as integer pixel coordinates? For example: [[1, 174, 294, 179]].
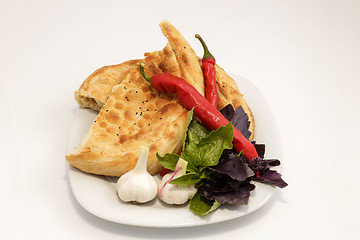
[[200, 175, 244, 197], [220, 104, 252, 140], [254, 143, 266, 158], [255, 170, 288, 188], [264, 159, 281, 167], [200, 178, 234, 197], [200, 181, 255, 205], [247, 157, 282, 174], [247, 157, 270, 174], [226, 177, 242, 192], [219, 104, 235, 120], [208, 149, 254, 181]]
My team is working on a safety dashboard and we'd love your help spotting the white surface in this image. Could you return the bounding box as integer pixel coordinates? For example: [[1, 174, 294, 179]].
[[1, 0, 359, 239], [67, 74, 279, 227]]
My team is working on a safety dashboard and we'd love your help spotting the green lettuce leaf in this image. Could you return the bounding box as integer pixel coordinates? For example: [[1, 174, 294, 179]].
[[189, 192, 221, 216], [186, 119, 209, 144], [156, 152, 179, 171], [182, 121, 234, 168], [169, 173, 201, 186], [182, 108, 195, 152]]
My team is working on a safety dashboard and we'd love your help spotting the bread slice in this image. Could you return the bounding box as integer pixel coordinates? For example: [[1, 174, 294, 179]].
[[66, 50, 188, 176], [159, 20, 205, 96], [74, 20, 205, 112], [214, 64, 255, 140], [75, 59, 141, 111]]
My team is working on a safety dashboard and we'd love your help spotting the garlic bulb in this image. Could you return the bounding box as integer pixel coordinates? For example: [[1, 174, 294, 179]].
[[117, 146, 157, 204], [158, 158, 197, 205]]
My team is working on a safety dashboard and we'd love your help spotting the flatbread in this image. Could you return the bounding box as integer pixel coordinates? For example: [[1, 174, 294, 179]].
[[214, 64, 255, 140], [66, 50, 188, 176], [66, 20, 207, 176], [74, 20, 205, 112], [74, 57, 255, 140], [67, 21, 255, 177], [75, 59, 141, 111], [159, 20, 205, 96]]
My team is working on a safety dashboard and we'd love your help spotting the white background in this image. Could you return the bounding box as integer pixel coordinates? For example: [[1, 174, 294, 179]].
[[1, 0, 359, 239]]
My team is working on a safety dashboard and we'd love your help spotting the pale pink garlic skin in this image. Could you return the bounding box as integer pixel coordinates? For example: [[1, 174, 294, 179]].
[[158, 158, 197, 205]]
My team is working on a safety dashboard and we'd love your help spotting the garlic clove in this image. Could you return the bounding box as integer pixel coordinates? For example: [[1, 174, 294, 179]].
[[158, 158, 197, 205], [117, 146, 157, 204]]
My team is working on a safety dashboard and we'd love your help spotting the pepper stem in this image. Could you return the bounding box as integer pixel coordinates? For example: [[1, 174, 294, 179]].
[[139, 62, 151, 83], [195, 34, 215, 60]]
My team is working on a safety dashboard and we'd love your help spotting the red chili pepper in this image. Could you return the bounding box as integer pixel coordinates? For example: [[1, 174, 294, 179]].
[[160, 168, 171, 177], [195, 34, 218, 109], [140, 63, 258, 161]]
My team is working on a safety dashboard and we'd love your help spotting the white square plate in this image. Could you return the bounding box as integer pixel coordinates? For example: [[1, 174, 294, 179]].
[[66, 73, 282, 227]]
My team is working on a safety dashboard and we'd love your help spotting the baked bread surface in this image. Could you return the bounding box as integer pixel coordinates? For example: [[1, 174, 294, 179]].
[[214, 64, 255, 140], [66, 51, 188, 176], [75, 59, 141, 111], [159, 20, 205, 96], [67, 20, 255, 176]]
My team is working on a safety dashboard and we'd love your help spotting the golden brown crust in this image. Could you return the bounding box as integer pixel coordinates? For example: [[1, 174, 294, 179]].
[[75, 59, 142, 111], [67, 48, 189, 176], [158, 43, 183, 77], [159, 20, 205, 96], [214, 63, 255, 140]]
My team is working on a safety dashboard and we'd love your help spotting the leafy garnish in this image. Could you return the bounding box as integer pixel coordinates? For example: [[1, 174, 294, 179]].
[[247, 157, 279, 175], [208, 149, 254, 182], [247, 157, 287, 187], [157, 104, 287, 216], [220, 104, 252, 140], [199, 179, 255, 205], [254, 170, 288, 188], [253, 143, 266, 158], [189, 192, 221, 216], [156, 152, 179, 171], [182, 108, 195, 152], [181, 121, 233, 168], [169, 173, 201, 185]]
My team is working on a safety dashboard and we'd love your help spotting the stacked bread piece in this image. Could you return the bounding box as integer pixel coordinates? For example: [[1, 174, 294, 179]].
[[66, 20, 254, 176]]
